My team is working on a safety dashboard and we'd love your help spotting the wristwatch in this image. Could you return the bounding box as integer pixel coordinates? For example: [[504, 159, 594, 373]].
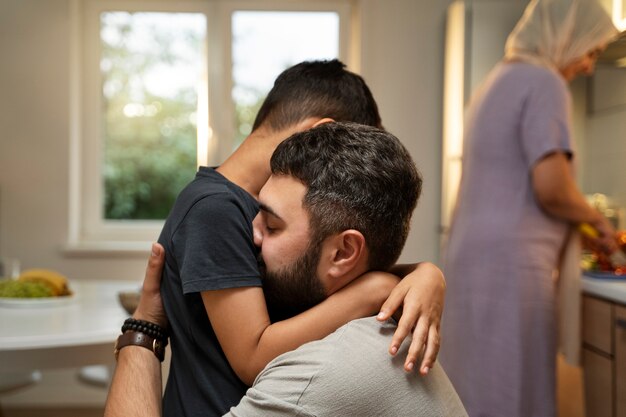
[[114, 330, 166, 362]]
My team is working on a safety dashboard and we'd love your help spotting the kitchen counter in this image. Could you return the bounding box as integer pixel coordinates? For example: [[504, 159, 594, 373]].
[[580, 274, 626, 417], [582, 274, 626, 304]]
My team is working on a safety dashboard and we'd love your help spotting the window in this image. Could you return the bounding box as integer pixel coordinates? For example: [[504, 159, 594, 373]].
[[231, 10, 340, 147], [101, 12, 206, 221], [67, 0, 352, 253]]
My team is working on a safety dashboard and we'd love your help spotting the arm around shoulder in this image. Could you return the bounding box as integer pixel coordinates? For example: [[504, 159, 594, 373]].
[[202, 270, 398, 385]]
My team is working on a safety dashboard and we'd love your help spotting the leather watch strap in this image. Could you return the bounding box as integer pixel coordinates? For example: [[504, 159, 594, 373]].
[[114, 330, 166, 362]]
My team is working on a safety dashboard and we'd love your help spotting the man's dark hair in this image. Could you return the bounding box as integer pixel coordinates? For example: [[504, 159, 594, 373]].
[[252, 59, 382, 131], [270, 122, 422, 271]]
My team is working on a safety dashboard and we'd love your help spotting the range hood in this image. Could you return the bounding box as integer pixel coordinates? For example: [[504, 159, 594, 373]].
[[598, 31, 626, 67]]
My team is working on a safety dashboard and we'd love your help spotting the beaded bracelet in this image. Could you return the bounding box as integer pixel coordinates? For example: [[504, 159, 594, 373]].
[[122, 318, 168, 342]]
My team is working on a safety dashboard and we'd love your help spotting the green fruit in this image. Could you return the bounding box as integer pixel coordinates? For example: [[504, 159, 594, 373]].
[[0, 279, 54, 298]]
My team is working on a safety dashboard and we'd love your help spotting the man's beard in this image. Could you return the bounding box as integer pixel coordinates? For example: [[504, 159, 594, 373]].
[[260, 240, 327, 322]]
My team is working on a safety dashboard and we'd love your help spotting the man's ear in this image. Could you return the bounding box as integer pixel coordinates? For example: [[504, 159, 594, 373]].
[[325, 229, 367, 279], [312, 117, 335, 128]]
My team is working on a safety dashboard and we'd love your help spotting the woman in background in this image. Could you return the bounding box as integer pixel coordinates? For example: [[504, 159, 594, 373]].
[[440, 0, 618, 416]]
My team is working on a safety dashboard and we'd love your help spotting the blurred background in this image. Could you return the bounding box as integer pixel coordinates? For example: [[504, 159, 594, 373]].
[[0, 0, 625, 416]]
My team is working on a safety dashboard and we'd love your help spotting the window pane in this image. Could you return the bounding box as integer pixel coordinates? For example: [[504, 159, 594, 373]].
[[231, 11, 339, 147], [100, 12, 206, 220]]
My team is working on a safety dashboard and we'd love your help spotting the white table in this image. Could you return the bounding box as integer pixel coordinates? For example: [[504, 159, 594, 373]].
[[0, 280, 140, 373]]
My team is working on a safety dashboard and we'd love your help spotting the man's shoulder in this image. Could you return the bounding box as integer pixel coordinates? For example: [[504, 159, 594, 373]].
[[251, 317, 468, 417], [260, 317, 389, 372]]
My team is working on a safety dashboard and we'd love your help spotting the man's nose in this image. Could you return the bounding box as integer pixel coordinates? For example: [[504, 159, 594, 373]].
[[252, 215, 263, 247]]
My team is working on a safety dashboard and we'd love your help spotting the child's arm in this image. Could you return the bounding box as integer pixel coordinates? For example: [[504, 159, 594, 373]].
[[202, 272, 398, 385], [376, 262, 446, 375]]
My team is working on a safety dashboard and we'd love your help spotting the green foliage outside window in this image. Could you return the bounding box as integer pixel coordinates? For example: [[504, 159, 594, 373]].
[[99, 10, 339, 220], [101, 12, 203, 220]]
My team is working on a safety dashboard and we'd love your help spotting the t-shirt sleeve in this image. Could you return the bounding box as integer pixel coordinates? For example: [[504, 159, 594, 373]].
[[520, 71, 573, 169], [223, 343, 324, 417], [172, 193, 261, 294], [223, 388, 316, 417]]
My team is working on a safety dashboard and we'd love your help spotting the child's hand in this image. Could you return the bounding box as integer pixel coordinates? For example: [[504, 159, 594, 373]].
[[376, 262, 445, 375]]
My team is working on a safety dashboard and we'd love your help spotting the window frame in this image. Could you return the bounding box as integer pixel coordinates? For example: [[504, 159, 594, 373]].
[[213, 0, 353, 163], [66, 0, 354, 255]]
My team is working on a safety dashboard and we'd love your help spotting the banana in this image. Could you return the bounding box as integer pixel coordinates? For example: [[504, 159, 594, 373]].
[[18, 269, 71, 296]]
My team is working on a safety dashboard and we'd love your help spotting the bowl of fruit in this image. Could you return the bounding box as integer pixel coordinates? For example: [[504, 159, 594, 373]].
[[0, 269, 75, 307]]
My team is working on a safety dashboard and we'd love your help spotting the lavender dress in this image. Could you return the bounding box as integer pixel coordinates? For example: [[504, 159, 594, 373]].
[[440, 62, 572, 417]]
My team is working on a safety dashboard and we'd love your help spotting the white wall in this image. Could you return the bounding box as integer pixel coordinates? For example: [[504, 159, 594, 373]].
[[0, 0, 451, 407], [584, 65, 626, 226], [360, 0, 450, 263], [0, 0, 151, 282]]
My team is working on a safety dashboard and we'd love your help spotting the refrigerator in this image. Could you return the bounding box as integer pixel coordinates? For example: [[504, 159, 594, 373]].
[[440, 0, 527, 239]]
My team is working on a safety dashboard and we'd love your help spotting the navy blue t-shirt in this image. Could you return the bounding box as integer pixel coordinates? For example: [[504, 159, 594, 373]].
[[158, 167, 261, 416]]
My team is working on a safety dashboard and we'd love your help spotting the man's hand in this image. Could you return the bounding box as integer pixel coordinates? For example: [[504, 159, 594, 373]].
[[104, 243, 167, 417], [133, 243, 168, 329], [376, 262, 445, 375]]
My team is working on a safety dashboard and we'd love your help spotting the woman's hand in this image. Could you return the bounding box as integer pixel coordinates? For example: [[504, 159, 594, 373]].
[[376, 262, 445, 375], [590, 215, 618, 255]]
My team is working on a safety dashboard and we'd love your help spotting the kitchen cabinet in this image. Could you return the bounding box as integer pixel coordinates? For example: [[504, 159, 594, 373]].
[[617, 305, 626, 417], [582, 294, 626, 417]]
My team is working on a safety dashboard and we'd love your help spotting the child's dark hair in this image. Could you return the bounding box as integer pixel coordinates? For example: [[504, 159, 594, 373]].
[[253, 60, 382, 131]]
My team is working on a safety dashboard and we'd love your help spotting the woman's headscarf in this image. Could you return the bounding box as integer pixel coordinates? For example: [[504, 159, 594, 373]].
[[504, 0, 618, 71]]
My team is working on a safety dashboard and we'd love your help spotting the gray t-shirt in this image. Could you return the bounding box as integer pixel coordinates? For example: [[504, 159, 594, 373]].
[[226, 317, 467, 416]]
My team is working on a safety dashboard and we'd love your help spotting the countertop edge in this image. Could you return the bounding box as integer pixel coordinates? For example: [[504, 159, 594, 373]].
[[582, 275, 626, 304]]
